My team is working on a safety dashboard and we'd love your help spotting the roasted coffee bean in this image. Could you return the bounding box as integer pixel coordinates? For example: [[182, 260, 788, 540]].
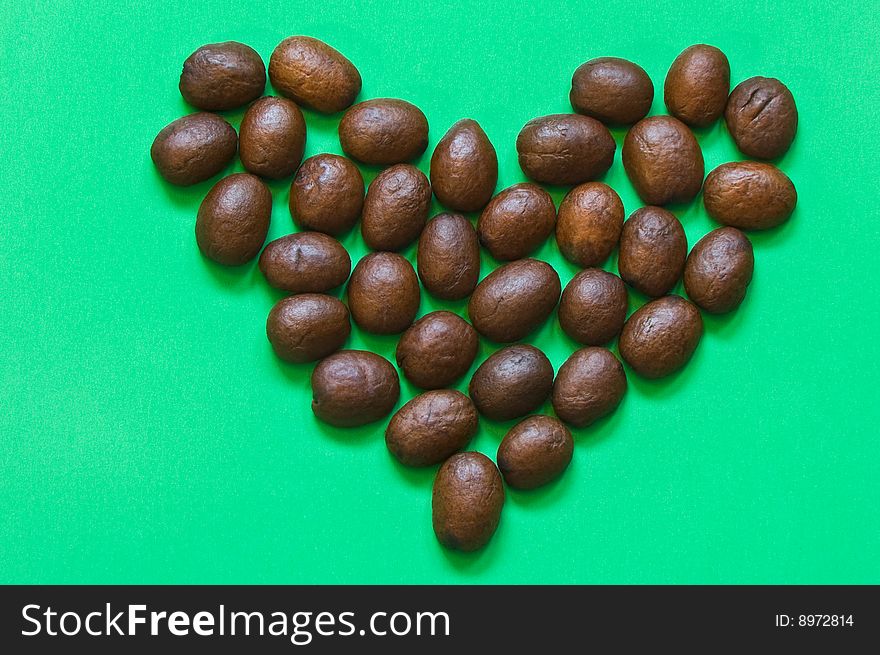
[[362, 164, 431, 251], [622, 116, 704, 205], [151, 113, 237, 186], [239, 96, 306, 179], [569, 57, 653, 125], [386, 390, 478, 467], [556, 182, 624, 267], [619, 295, 703, 378], [469, 345, 554, 421], [289, 154, 364, 236], [684, 227, 754, 314], [516, 114, 615, 186], [195, 173, 271, 265], [267, 294, 350, 363], [311, 350, 400, 427], [618, 206, 687, 297], [396, 311, 479, 390], [725, 76, 798, 160], [664, 45, 730, 127], [552, 347, 627, 428], [468, 259, 561, 343], [348, 252, 420, 334], [430, 119, 498, 212], [417, 213, 480, 300], [432, 452, 504, 552], [179, 41, 265, 111], [268, 36, 361, 113], [477, 184, 556, 261], [258, 232, 350, 293], [497, 416, 574, 489], [339, 99, 428, 165], [558, 269, 628, 346], [703, 161, 797, 230]]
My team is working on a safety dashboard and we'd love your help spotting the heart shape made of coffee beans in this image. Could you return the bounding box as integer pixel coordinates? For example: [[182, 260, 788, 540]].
[[152, 36, 798, 554]]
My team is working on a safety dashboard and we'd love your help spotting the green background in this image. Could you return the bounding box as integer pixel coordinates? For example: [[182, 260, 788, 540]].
[[2, 0, 878, 584]]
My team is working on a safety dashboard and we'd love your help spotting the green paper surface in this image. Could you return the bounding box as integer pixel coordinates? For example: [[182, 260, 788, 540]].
[[1, 0, 878, 584]]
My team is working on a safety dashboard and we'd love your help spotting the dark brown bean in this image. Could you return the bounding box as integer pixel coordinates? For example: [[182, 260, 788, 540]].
[[619, 295, 703, 378], [430, 119, 498, 212], [258, 232, 351, 293], [725, 77, 798, 160], [570, 57, 654, 125], [469, 345, 554, 421], [497, 416, 574, 489], [622, 116, 704, 205], [618, 206, 688, 297], [432, 452, 504, 552], [684, 227, 754, 314], [477, 184, 556, 261], [396, 311, 479, 390], [289, 154, 364, 236], [268, 36, 361, 113], [664, 44, 730, 127], [311, 350, 400, 427], [238, 97, 306, 179], [558, 269, 628, 346], [703, 161, 797, 230], [151, 113, 237, 186], [555, 182, 624, 267], [347, 252, 420, 334], [266, 294, 350, 363], [417, 213, 481, 300], [386, 390, 478, 467], [468, 259, 561, 343], [516, 114, 615, 186], [361, 164, 431, 251], [195, 173, 271, 265], [339, 99, 428, 165], [552, 347, 627, 428], [179, 42, 265, 111]]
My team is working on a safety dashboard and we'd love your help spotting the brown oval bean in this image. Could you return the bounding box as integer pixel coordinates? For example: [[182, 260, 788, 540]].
[[339, 99, 428, 165], [151, 113, 237, 186], [618, 206, 688, 297], [311, 350, 400, 427], [497, 416, 574, 489], [386, 390, 478, 467], [347, 252, 420, 334], [417, 213, 481, 301], [258, 232, 351, 293], [684, 227, 754, 314], [552, 347, 627, 428], [477, 184, 556, 261], [396, 311, 479, 390], [267, 294, 350, 363], [703, 161, 797, 230], [362, 164, 431, 251], [619, 295, 703, 378], [430, 119, 498, 212], [195, 173, 271, 265]]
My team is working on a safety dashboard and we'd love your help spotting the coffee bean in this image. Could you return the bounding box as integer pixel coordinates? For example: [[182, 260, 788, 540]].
[[552, 347, 627, 428], [268, 36, 361, 113], [239, 96, 306, 179], [151, 113, 237, 186], [569, 57, 653, 125], [432, 452, 504, 552], [619, 295, 703, 378], [618, 206, 687, 297], [396, 311, 479, 390], [311, 350, 400, 427], [703, 161, 797, 230], [339, 99, 428, 165], [622, 116, 704, 205], [725, 76, 797, 160], [258, 232, 351, 293], [497, 416, 573, 489], [664, 44, 730, 127], [179, 41, 266, 111], [558, 269, 628, 346], [516, 114, 615, 186], [289, 154, 364, 236], [195, 173, 271, 265], [468, 259, 561, 343], [362, 164, 431, 251], [469, 345, 554, 421], [348, 252, 420, 334], [430, 119, 498, 212], [477, 184, 556, 261], [684, 227, 754, 314], [386, 390, 478, 467], [555, 182, 624, 267], [417, 213, 480, 301], [267, 294, 350, 363]]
